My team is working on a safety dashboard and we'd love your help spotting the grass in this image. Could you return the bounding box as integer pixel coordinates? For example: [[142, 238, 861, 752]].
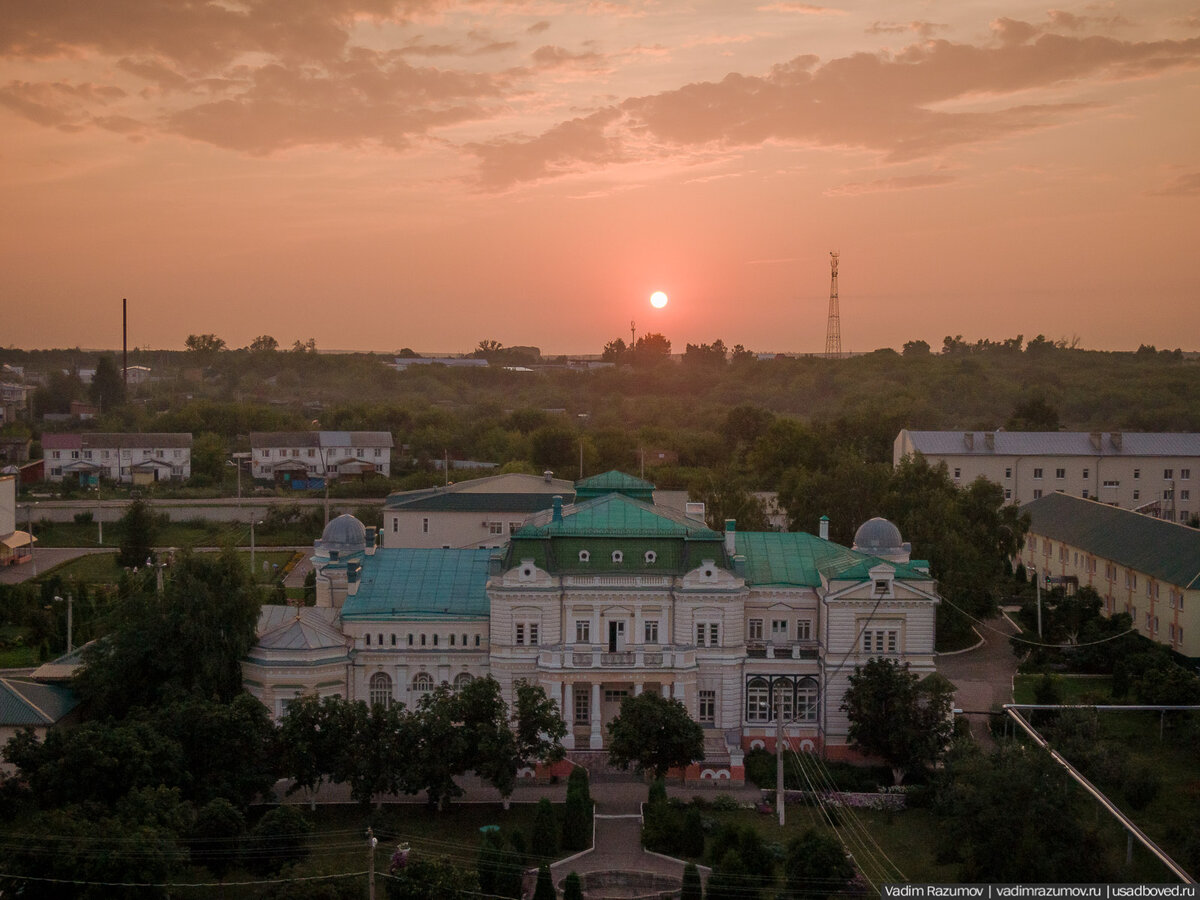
[[1013, 673, 1115, 704], [36, 550, 302, 586], [30, 520, 316, 549], [0, 645, 39, 668]]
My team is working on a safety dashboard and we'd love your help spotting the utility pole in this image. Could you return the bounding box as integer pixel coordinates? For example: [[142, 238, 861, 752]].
[[367, 828, 378, 900], [1036, 572, 1043, 639], [776, 688, 786, 827], [824, 251, 842, 359], [26, 503, 36, 576]]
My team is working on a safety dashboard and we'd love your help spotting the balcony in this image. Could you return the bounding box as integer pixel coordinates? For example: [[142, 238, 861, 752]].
[[539, 645, 696, 670], [564, 575, 671, 589], [746, 641, 819, 660]]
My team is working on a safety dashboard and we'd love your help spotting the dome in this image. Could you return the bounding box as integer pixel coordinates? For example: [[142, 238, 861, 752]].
[[319, 514, 366, 555], [852, 517, 903, 553]]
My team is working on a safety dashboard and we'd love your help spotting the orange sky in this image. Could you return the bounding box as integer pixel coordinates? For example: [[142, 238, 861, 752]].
[[1, 1, 1198, 355]]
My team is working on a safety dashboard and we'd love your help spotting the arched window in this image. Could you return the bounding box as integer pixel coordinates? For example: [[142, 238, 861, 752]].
[[369, 672, 393, 708], [773, 677, 794, 722], [796, 677, 819, 722], [644, 550, 657, 564], [611, 550, 624, 564], [412, 672, 434, 696], [454, 672, 474, 690], [746, 677, 770, 722]]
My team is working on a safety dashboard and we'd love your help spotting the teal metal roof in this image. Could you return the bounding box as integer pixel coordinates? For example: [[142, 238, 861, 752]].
[[574, 470, 656, 502], [1022, 492, 1200, 589], [341, 548, 494, 620], [737, 532, 931, 587], [0, 677, 80, 726], [518, 492, 720, 539]]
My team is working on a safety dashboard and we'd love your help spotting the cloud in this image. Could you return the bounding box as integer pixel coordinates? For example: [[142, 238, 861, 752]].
[[526, 20, 551, 35], [866, 21, 948, 38], [530, 44, 607, 71], [825, 173, 956, 195], [755, 3, 847, 14], [0, 80, 125, 128], [468, 27, 1200, 188], [1148, 172, 1200, 197]]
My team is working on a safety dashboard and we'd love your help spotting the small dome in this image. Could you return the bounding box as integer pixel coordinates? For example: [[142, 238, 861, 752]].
[[320, 514, 366, 554], [853, 517, 903, 552]]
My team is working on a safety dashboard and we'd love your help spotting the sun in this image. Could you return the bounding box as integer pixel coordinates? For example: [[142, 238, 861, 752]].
[[650, 291, 668, 309]]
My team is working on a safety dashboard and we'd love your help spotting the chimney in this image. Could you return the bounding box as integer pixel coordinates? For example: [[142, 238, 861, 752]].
[[963, 432, 975, 450], [819, 515, 829, 541], [543, 470, 554, 483], [1090, 432, 1102, 452], [1110, 432, 1123, 451], [984, 432, 995, 451], [552, 495, 563, 522], [724, 519, 736, 555]]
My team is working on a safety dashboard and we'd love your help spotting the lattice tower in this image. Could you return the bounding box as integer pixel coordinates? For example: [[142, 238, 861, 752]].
[[824, 251, 842, 359]]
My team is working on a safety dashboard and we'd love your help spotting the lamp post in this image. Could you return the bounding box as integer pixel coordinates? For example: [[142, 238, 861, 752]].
[[52, 594, 73, 654], [250, 519, 263, 579], [26, 502, 36, 576], [228, 452, 251, 507]]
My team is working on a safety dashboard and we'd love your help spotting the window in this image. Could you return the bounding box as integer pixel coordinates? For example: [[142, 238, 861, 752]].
[[356, 448, 364, 458], [51, 450, 60, 459], [1182, 490, 1191, 501], [365, 634, 371, 646], [611, 550, 624, 564], [433, 634, 438, 646], [748, 619, 763, 641], [1033, 468, 1044, 479], [454, 672, 473, 689], [746, 678, 770, 722], [1055, 468, 1066, 479], [450, 633, 455, 646], [408, 634, 413, 646], [1165, 468, 1174, 479], [696, 622, 719, 647], [797, 678, 818, 721], [644, 620, 659, 643], [1134, 468, 1141, 479], [509, 522, 522, 534], [796, 619, 812, 640], [392, 518, 398, 533], [412, 673, 433, 695], [422, 518, 429, 534], [1005, 488, 1013, 500], [575, 620, 590, 643], [604, 689, 629, 703], [475, 634, 481, 646], [775, 681, 794, 721], [1033, 489, 1043, 499], [488, 521, 504, 535], [1182, 510, 1191, 522], [308, 448, 315, 457], [1183, 469, 1191, 480], [1005, 467, 1012, 479], [699, 690, 716, 723], [862, 628, 899, 654], [515, 624, 525, 645], [529, 624, 539, 645], [1083, 468, 1089, 479], [574, 687, 590, 723], [644, 550, 657, 564], [578, 550, 590, 563], [1164, 489, 1175, 500], [391, 633, 397, 646], [261, 449, 270, 457], [771, 619, 788, 640], [420, 634, 426, 646], [1082, 490, 1089, 498], [1133, 490, 1140, 500], [375, 448, 382, 457], [953, 467, 961, 479], [369, 672, 393, 708]]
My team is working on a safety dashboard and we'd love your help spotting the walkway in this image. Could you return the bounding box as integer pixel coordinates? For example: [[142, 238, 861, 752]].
[[936, 613, 1021, 746]]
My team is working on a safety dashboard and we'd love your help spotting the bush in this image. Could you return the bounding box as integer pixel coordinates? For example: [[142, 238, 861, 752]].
[[245, 805, 312, 874], [73, 511, 94, 525], [562, 767, 593, 851]]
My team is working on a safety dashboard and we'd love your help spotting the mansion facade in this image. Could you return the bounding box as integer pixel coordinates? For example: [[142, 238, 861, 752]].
[[243, 473, 940, 780]]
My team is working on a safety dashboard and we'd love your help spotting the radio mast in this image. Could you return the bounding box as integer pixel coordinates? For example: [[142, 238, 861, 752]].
[[824, 251, 842, 359]]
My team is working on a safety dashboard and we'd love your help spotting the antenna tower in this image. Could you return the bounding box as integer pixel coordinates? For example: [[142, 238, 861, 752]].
[[824, 251, 842, 359]]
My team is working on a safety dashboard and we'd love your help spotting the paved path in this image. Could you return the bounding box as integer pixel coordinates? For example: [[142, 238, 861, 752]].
[[936, 613, 1021, 746]]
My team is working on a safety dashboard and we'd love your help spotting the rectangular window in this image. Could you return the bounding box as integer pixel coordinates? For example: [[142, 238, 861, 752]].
[[1033, 468, 1044, 479], [1133, 490, 1140, 500], [508, 522, 522, 534], [450, 633, 455, 646], [529, 624, 539, 645], [261, 449, 270, 457], [1134, 469, 1141, 479], [1183, 469, 1191, 479], [1033, 489, 1043, 499], [797, 619, 812, 640], [604, 689, 629, 703], [1165, 468, 1174, 479], [391, 634, 397, 646], [308, 448, 315, 457], [1164, 489, 1175, 500], [356, 448, 364, 457], [433, 634, 438, 646], [709, 623, 719, 646], [862, 628, 899, 654], [696, 623, 704, 645], [420, 634, 426, 646], [1082, 490, 1088, 498], [576, 621, 590, 643], [771, 619, 788, 640], [953, 467, 961, 479], [422, 517, 429, 534], [1005, 467, 1012, 479], [644, 620, 659, 643], [1005, 488, 1013, 500], [392, 519, 398, 533], [1181, 490, 1190, 501], [375, 448, 382, 457], [475, 634, 481, 646], [748, 619, 763, 641], [1083, 468, 1089, 479], [699, 690, 716, 723], [515, 624, 525, 645], [1055, 468, 1065, 479], [574, 688, 590, 723], [408, 634, 413, 646], [488, 521, 504, 535], [51, 450, 60, 459]]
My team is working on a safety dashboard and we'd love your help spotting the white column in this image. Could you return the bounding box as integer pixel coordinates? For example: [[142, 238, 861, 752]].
[[674, 680, 686, 713], [589, 682, 603, 749], [562, 681, 575, 750], [634, 682, 643, 696]]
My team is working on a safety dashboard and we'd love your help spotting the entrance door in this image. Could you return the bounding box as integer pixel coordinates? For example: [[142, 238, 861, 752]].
[[608, 621, 625, 652]]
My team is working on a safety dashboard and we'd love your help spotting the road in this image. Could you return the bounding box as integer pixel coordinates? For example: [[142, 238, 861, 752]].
[[936, 613, 1022, 746]]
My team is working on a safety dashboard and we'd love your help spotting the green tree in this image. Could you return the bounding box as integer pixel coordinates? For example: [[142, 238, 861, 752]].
[[530, 425, 578, 471], [190, 797, 246, 878], [1006, 396, 1060, 431], [902, 339, 931, 357], [842, 658, 954, 785], [531, 797, 559, 861], [606, 692, 704, 779], [514, 680, 567, 770], [386, 854, 479, 900], [630, 333, 672, 368], [185, 333, 227, 354], [561, 767, 593, 851], [279, 694, 362, 805], [90, 354, 126, 409], [601, 337, 627, 362], [680, 863, 702, 900], [189, 431, 228, 483], [116, 498, 156, 568], [562, 871, 584, 900], [533, 864, 557, 900], [245, 805, 312, 875], [688, 469, 771, 531], [782, 829, 854, 900], [249, 334, 279, 352]]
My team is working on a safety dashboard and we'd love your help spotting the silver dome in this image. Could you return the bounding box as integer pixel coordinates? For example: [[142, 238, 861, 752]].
[[852, 517, 903, 552], [319, 514, 366, 555]]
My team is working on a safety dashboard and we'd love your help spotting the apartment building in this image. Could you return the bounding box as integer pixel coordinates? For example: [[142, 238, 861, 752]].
[[41, 433, 192, 484], [249, 431, 393, 486]]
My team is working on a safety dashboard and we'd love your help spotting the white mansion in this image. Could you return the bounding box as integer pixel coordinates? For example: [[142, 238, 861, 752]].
[[243, 473, 940, 781]]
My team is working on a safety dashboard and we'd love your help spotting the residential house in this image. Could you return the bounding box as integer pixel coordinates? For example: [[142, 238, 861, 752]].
[[41, 433, 193, 484], [250, 432, 394, 487]]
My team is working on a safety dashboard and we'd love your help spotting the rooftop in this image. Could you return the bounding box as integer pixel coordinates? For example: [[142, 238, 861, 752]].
[[737, 531, 932, 587], [899, 430, 1200, 458], [341, 548, 494, 620], [0, 677, 80, 726]]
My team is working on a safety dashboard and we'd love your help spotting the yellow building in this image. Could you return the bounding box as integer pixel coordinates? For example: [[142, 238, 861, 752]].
[[1019, 492, 1200, 660]]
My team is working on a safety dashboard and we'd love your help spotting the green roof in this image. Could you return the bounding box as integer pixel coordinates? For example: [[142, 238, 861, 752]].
[[0, 677, 80, 726], [737, 531, 931, 587], [342, 548, 494, 621], [1022, 492, 1200, 590], [574, 470, 655, 502], [518, 492, 719, 539], [383, 492, 571, 513]]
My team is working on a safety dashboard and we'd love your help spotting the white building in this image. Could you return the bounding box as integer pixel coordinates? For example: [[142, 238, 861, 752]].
[[41, 433, 192, 484], [250, 431, 394, 486], [895, 430, 1200, 521], [244, 473, 940, 781]]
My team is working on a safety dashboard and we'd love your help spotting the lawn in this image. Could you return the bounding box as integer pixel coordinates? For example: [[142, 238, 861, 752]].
[[30, 519, 317, 549], [1013, 673, 1114, 704], [37, 550, 303, 586]]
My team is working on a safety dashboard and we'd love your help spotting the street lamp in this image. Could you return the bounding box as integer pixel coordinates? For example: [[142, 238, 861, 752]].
[[52, 594, 73, 654], [250, 519, 263, 579], [228, 452, 251, 506]]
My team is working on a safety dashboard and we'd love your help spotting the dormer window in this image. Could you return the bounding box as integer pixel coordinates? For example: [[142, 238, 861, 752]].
[[578, 550, 590, 563], [875, 580, 890, 595], [612, 550, 624, 564], [644, 550, 657, 564]]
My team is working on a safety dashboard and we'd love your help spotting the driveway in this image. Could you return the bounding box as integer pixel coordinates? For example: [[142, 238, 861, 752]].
[[936, 613, 1021, 746]]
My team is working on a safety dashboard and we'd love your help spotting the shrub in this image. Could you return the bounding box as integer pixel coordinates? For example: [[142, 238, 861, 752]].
[[246, 805, 312, 874]]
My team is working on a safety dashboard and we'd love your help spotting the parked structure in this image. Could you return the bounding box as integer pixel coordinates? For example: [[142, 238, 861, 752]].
[[383, 471, 576, 550], [41, 433, 192, 484], [895, 430, 1200, 521], [250, 431, 393, 486], [1018, 492, 1200, 661], [244, 473, 940, 781]]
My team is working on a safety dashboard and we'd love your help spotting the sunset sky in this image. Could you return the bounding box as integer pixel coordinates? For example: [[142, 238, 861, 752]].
[[2, 1, 1198, 355]]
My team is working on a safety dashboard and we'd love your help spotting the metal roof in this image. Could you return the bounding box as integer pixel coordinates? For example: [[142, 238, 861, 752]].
[[341, 548, 494, 620], [41, 433, 192, 449], [385, 473, 576, 510], [387, 492, 570, 514], [250, 431, 393, 449], [574, 470, 656, 501], [518, 492, 719, 539], [737, 531, 931, 587], [1021, 492, 1200, 589], [901, 430, 1200, 458], [0, 677, 80, 726]]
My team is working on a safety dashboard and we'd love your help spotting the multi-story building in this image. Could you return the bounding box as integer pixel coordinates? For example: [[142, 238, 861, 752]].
[[41, 433, 192, 484], [895, 430, 1200, 521], [383, 471, 576, 549], [243, 474, 940, 780], [1018, 492, 1200, 661], [250, 432, 393, 486]]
